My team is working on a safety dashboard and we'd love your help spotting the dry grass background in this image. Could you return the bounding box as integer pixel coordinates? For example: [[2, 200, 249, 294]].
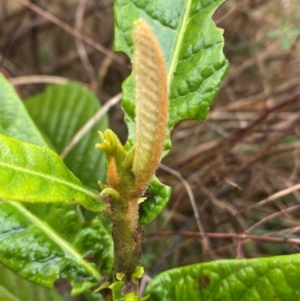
[[1, 0, 300, 292]]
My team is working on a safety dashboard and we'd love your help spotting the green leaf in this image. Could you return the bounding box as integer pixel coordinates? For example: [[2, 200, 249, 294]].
[[0, 201, 113, 296], [83, 290, 106, 301], [139, 177, 171, 225], [0, 264, 64, 301], [0, 73, 45, 146], [146, 254, 300, 301], [114, 0, 228, 223], [25, 82, 108, 189], [115, 0, 229, 147], [110, 281, 124, 301], [0, 74, 113, 295], [0, 133, 105, 212]]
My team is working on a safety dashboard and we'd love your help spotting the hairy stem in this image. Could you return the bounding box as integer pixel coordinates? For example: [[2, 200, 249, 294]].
[[111, 197, 143, 293]]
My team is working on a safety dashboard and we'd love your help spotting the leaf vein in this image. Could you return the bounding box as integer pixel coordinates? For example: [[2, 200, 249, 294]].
[[8, 201, 101, 279], [0, 161, 99, 201]]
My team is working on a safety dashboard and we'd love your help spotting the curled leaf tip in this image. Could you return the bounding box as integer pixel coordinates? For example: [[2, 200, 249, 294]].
[[96, 130, 124, 156]]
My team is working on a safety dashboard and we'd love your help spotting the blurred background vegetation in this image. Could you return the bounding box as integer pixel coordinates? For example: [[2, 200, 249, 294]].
[[1, 0, 300, 297]]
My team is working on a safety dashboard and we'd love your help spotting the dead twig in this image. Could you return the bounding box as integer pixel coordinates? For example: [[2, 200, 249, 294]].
[[74, 0, 97, 88], [173, 91, 300, 170], [8, 75, 69, 85], [16, 0, 128, 67], [159, 163, 214, 257], [147, 231, 300, 246]]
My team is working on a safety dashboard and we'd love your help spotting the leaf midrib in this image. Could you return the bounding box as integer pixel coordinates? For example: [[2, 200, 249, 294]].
[[0, 284, 21, 301], [0, 160, 99, 201], [167, 0, 192, 87], [9, 201, 101, 279]]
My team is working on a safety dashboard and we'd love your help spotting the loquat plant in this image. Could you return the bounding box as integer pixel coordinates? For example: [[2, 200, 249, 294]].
[[0, 1, 300, 301]]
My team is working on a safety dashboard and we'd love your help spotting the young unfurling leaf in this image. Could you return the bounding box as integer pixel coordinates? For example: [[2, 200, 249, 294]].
[[132, 19, 168, 195], [96, 19, 168, 199]]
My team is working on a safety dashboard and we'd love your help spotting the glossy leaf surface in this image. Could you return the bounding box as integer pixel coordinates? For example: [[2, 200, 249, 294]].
[[25, 82, 108, 189], [146, 254, 300, 301], [0, 74, 113, 295], [0, 264, 64, 301], [138, 177, 171, 225], [0, 201, 113, 296], [0, 133, 105, 212]]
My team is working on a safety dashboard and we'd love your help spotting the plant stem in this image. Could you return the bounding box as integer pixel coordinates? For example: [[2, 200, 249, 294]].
[[111, 197, 143, 294]]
